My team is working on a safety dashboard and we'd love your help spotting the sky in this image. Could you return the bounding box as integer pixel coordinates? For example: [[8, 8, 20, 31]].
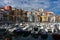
[[0, 0, 60, 15]]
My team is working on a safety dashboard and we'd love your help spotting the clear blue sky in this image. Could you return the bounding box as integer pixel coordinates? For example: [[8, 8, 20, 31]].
[[0, 0, 60, 15]]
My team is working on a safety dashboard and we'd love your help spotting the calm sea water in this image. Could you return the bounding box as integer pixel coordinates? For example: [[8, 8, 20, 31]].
[[12, 35, 53, 40]]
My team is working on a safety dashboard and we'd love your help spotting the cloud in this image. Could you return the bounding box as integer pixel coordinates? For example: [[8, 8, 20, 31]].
[[0, 0, 50, 10], [0, 0, 60, 14]]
